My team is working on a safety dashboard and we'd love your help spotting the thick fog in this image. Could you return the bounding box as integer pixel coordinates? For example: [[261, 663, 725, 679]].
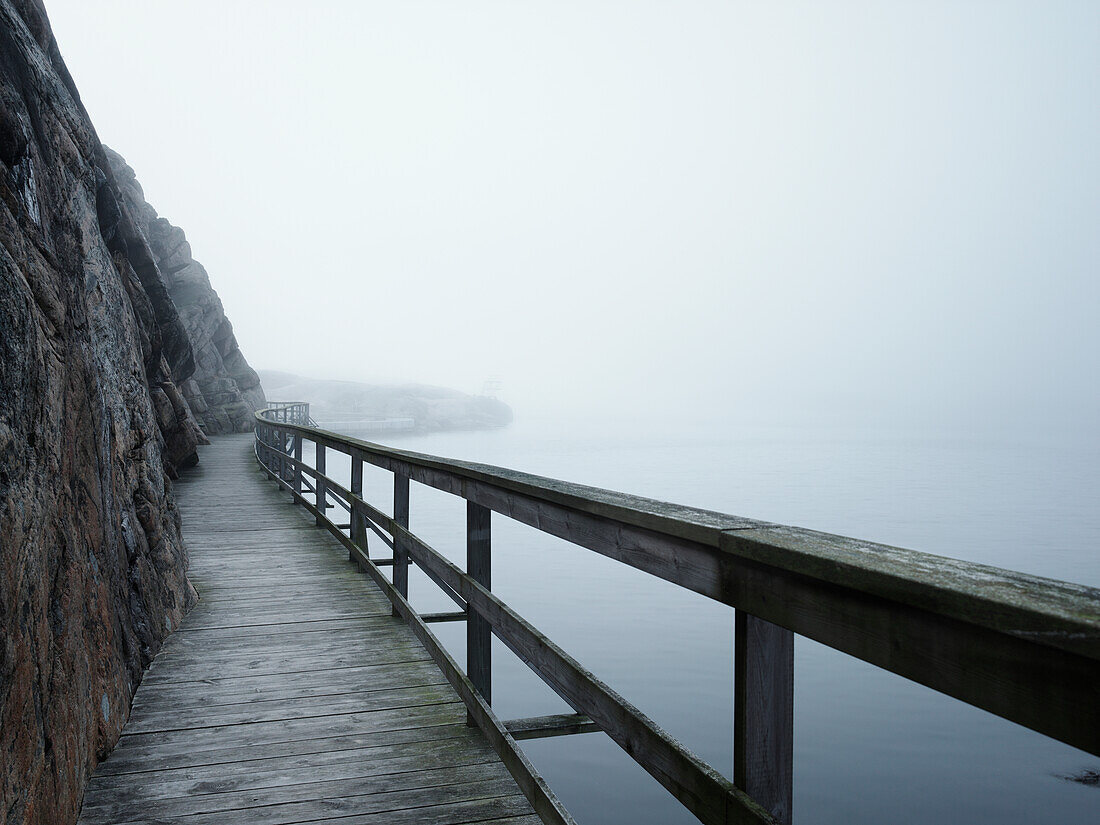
[[47, 1, 1099, 434]]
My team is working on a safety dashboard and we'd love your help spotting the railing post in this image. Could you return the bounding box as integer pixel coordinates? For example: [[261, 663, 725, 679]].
[[734, 610, 794, 825], [392, 473, 410, 616], [276, 426, 286, 482], [292, 435, 302, 495], [350, 455, 366, 561], [466, 501, 492, 725], [263, 424, 274, 477], [315, 441, 327, 526], [279, 426, 288, 484]]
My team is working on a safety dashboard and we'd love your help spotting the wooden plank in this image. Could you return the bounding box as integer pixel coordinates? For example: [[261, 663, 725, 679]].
[[123, 683, 460, 734], [505, 714, 600, 740], [139, 637, 432, 683], [154, 610, 419, 640], [170, 608, 392, 633], [130, 662, 447, 711], [165, 615, 403, 643], [80, 768, 520, 823], [95, 721, 479, 778], [121, 795, 535, 825], [424, 611, 469, 623], [81, 734, 500, 812], [179, 589, 393, 612]]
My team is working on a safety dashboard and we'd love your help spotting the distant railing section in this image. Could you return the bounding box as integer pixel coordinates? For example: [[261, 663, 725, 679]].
[[254, 404, 1100, 825], [262, 400, 316, 426]]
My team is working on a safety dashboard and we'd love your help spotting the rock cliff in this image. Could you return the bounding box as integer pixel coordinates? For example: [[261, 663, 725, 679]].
[[106, 149, 264, 434], [0, 2, 261, 822]]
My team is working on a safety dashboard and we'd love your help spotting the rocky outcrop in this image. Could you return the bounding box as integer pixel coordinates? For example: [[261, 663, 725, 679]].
[[106, 149, 265, 434], [0, 2, 257, 822]]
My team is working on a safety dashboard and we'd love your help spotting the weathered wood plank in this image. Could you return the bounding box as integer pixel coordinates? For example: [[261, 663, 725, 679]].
[[80, 769, 519, 823], [130, 661, 447, 711], [94, 722, 480, 778], [315, 439, 327, 526], [138, 630, 432, 687], [124, 682, 460, 734], [467, 501, 492, 720], [144, 631, 428, 672], [505, 714, 600, 740], [163, 615, 410, 645], [734, 612, 793, 824], [393, 472, 410, 609], [120, 794, 535, 825], [81, 741, 503, 813]]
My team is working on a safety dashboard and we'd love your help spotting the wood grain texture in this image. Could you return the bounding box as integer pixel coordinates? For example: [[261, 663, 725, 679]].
[[467, 501, 492, 718], [77, 435, 535, 825], [734, 612, 793, 825]]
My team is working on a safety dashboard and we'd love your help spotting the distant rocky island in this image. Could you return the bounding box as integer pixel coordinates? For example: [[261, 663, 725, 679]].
[[259, 370, 512, 436]]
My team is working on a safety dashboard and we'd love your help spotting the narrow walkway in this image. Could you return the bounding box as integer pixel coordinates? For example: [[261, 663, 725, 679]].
[[78, 434, 537, 825]]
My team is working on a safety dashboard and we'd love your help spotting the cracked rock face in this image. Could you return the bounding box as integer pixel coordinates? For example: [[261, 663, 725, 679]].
[[106, 149, 266, 434], [0, 1, 258, 822]]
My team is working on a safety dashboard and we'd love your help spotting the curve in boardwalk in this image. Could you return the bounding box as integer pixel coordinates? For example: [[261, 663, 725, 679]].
[[77, 434, 538, 825]]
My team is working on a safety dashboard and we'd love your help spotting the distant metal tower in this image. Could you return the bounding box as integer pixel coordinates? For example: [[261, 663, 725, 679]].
[[480, 378, 503, 399]]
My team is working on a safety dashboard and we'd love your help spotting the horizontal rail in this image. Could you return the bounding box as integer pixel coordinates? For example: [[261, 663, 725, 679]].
[[423, 610, 469, 623], [505, 713, 601, 740]]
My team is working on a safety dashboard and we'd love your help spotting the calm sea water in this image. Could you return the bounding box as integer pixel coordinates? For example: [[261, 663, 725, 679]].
[[310, 417, 1100, 824]]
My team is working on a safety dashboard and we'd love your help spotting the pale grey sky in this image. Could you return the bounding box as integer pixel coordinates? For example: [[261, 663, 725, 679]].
[[46, 1, 1100, 432]]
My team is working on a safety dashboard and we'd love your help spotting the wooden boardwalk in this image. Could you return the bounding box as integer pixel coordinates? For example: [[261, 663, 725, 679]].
[[77, 434, 538, 825]]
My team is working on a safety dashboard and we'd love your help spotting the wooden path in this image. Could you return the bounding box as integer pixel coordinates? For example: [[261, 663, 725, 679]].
[[77, 434, 538, 825]]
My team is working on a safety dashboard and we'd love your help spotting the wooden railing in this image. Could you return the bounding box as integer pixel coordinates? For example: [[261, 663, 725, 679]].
[[254, 403, 1100, 825], [262, 400, 317, 426]]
